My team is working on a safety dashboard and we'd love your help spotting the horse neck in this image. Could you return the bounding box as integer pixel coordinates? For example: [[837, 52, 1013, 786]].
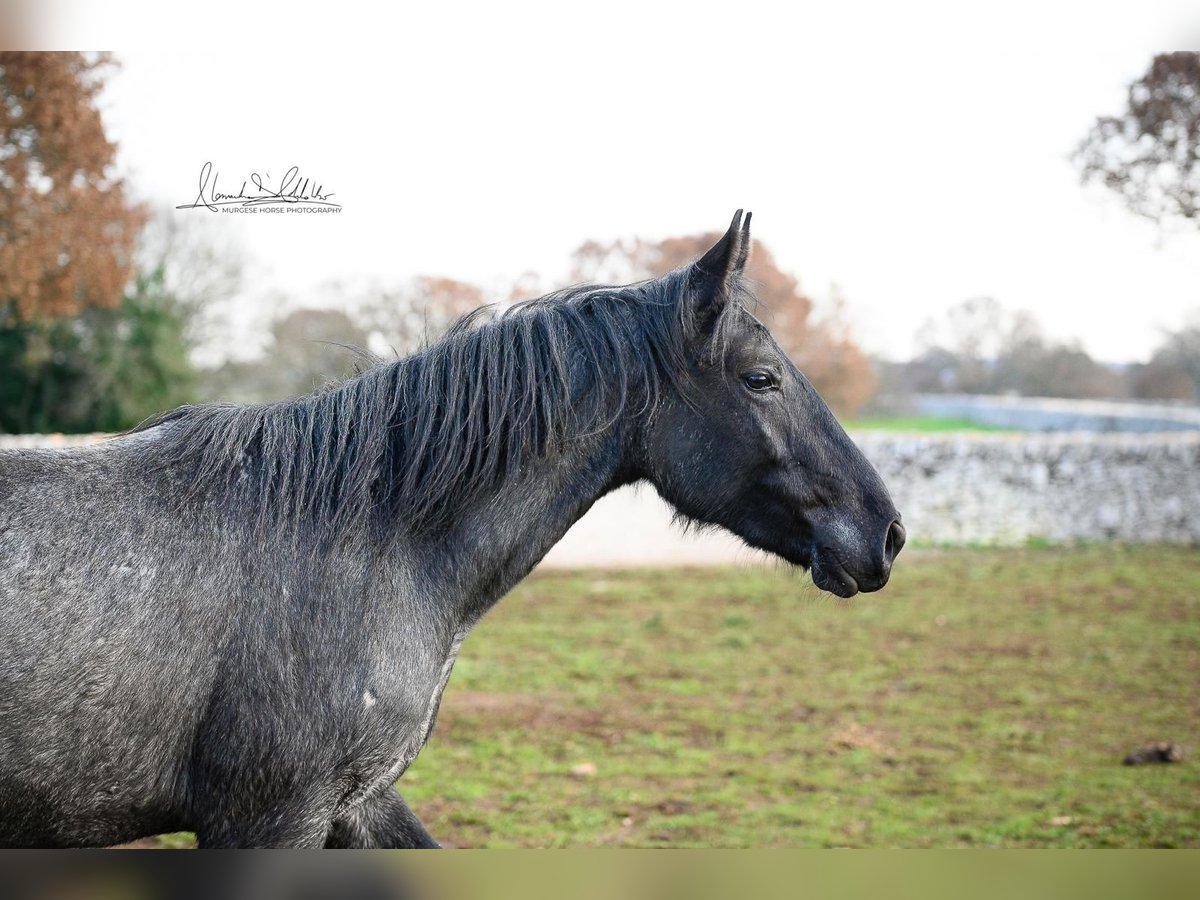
[[426, 423, 638, 624]]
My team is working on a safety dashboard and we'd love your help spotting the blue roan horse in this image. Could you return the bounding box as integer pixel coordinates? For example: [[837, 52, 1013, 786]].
[[0, 212, 903, 847]]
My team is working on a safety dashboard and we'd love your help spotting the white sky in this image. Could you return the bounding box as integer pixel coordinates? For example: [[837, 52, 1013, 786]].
[[34, 0, 1200, 362]]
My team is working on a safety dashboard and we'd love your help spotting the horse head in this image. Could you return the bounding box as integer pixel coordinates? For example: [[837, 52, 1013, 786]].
[[641, 211, 904, 597]]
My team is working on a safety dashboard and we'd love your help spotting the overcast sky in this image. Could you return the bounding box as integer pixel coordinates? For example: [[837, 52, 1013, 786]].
[[38, 0, 1200, 362]]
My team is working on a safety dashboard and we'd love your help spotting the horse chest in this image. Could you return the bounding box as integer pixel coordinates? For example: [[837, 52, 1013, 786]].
[[343, 627, 469, 810]]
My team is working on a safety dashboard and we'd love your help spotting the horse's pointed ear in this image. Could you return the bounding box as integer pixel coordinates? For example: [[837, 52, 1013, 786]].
[[695, 210, 751, 283], [688, 210, 752, 328]]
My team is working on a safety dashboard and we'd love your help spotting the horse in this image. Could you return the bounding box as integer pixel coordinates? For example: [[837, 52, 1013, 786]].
[[0, 211, 904, 848]]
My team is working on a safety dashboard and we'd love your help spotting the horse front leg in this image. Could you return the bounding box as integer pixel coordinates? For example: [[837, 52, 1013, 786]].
[[325, 787, 440, 849]]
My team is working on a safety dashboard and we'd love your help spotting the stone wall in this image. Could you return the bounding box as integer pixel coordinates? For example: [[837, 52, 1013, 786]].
[[544, 431, 1200, 563], [852, 431, 1200, 546], [5, 431, 1199, 560]]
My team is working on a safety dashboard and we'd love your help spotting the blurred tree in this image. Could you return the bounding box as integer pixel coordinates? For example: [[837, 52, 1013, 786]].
[[898, 346, 962, 394], [993, 311, 1121, 399], [0, 54, 214, 433], [1075, 52, 1200, 225], [0, 265, 197, 432], [0, 52, 143, 319], [909, 299, 1121, 399], [202, 276, 489, 405], [206, 308, 370, 404], [1143, 313, 1200, 399], [571, 232, 876, 416], [361, 276, 484, 356], [136, 206, 245, 361], [915, 296, 1007, 394], [75, 266, 198, 430], [267, 308, 368, 396], [197, 234, 879, 415], [997, 340, 1121, 399], [1128, 361, 1196, 401]]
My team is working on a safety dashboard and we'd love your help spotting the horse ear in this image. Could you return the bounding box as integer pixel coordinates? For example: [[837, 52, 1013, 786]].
[[688, 210, 752, 328]]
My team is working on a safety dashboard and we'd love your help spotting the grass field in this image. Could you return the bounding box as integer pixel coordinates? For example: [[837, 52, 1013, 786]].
[[401, 546, 1198, 848], [144, 546, 1198, 848], [844, 415, 1010, 432]]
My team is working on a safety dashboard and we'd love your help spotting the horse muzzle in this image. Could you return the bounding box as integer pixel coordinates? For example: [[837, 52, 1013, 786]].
[[809, 516, 906, 598]]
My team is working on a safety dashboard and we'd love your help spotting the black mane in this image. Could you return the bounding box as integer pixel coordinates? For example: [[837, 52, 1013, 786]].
[[137, 268, 747, 538]]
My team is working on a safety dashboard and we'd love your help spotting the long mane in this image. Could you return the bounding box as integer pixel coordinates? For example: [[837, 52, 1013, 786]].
[[134, 267, 740, 540]]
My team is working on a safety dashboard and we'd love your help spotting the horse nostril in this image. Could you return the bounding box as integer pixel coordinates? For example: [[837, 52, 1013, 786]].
[[885, 519, 906, 564]]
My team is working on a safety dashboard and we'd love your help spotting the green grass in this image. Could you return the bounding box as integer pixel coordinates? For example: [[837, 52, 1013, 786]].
[[402, 546, 1199, 847], [141, 546, 1199, 848], [845, 416, 1011, 433]]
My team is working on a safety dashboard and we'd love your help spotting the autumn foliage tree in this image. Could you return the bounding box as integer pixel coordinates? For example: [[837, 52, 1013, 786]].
[[571, 231, 876, 416], [0, 52, 142, 319], [0, 52, 173, 433], [1076, 52, 1200, 226], [198, 234, 877, 414]]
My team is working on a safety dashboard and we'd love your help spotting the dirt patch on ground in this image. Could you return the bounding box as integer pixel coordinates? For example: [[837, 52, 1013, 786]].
[[829, 722, 895, 757], [437, 689, 625, 743]]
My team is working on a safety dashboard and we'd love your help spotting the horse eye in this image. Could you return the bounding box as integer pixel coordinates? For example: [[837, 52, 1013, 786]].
[[742, 371, 775, 392]]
